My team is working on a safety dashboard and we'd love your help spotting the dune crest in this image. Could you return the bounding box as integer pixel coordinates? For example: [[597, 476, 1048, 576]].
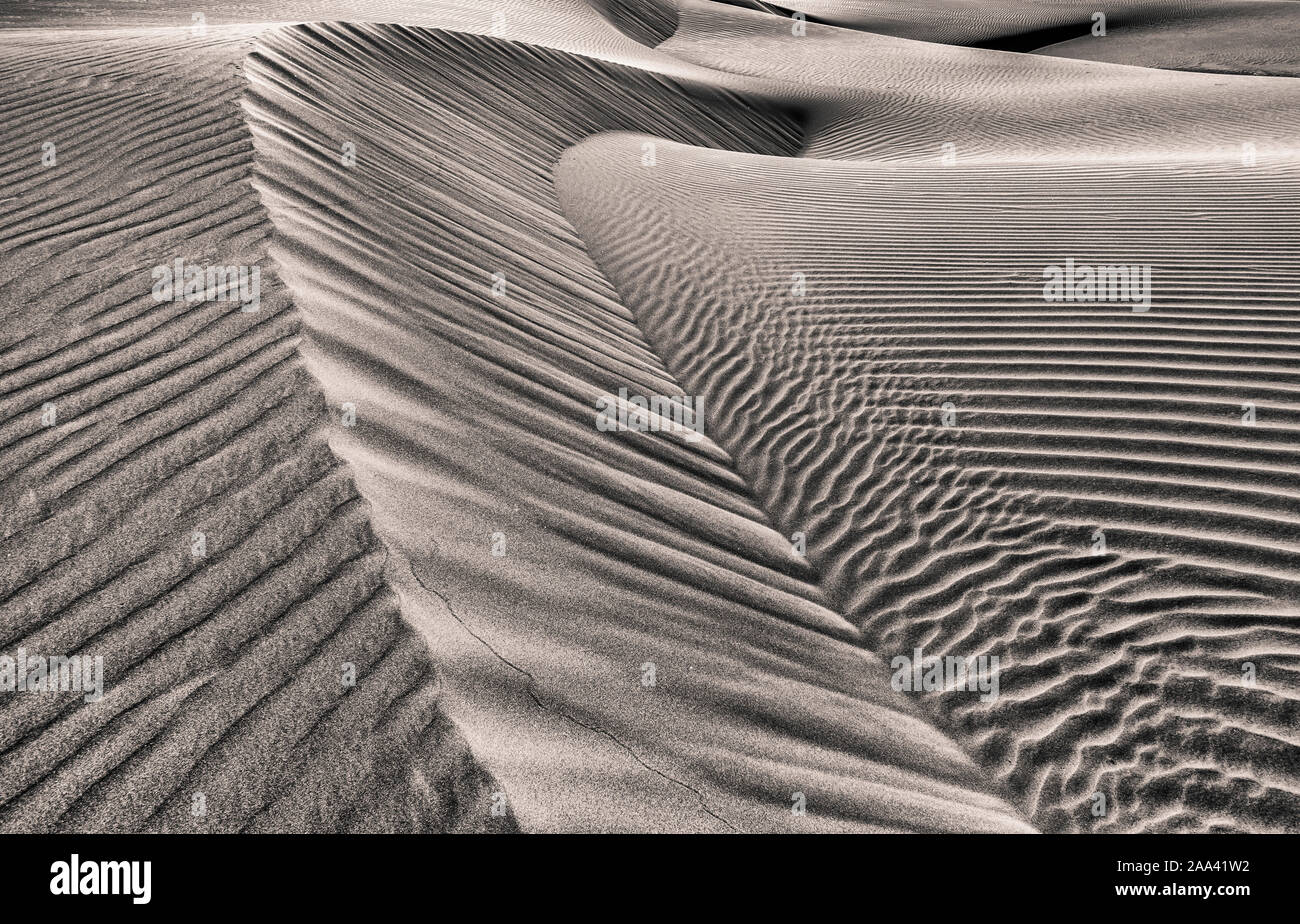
[[243, 19, 1033, 833], [4, 0, 1297, 835], [738, 0, 1300, 75], [555, 117, 1300, 835], [0, 21, 512, 832]]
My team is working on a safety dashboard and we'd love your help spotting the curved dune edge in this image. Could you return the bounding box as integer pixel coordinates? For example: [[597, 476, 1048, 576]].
[[667, 0, 1300, 162], [554, 124, 1300, 831], [555, 0, 1300, 840], [7, 0, 1296, 836], [242, 19, 1034, 833], [0, 22, 513, 832], [588, 0, 680, 46], [3, 0, 1028, 837]]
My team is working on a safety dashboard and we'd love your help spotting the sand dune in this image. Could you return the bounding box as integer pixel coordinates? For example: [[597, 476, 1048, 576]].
[[561, 8, 1300, 832], [2, 0, 1297, 833], [559, 138, 1300, 832], [245, 19, 1030, 832], [0, 17, 509, 833], [669, 0, 1300, 161], [761, 0, 1300, 75]]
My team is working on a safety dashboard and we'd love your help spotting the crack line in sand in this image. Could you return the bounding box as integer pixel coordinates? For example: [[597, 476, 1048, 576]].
[[402, 555, 739, 832]]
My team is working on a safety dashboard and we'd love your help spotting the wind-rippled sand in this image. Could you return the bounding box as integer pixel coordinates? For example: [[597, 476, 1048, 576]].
[[2, 0, 1296, 832]]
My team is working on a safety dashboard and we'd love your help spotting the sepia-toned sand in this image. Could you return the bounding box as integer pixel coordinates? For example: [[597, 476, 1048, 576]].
[[2, 0, 1296, 832]]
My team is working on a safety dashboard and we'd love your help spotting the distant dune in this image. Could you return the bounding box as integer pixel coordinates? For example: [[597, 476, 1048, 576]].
[[762, 0, 1300, 75], [2, 0, 1297, 833]]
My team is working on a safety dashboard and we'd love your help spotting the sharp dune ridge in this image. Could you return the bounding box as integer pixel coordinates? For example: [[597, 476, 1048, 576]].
[[245, 19, 1035, 833], [0, 0, 1296, 834], [0, 18, 514, 833]]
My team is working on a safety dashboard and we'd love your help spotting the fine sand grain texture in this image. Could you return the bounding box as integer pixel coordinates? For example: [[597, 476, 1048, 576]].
[[2, 0, 1298, 834], [0, 17, 512, 834], [245, 20, 1031, 833], [563, 5, 1300, 832]]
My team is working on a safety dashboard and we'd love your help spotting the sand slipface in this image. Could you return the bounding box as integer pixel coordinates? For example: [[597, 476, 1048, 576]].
[[0, 15, 511, 834], [559, 6, 1300, 833], [2, 0, 1297, 835], [244, 20, 1032, 833]]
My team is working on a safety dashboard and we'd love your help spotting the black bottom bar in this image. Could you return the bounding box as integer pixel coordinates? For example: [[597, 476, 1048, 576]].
[[4, 833, 1287, 911]]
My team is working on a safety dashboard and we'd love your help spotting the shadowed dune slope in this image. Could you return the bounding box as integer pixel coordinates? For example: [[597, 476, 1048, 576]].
[[1035, 3, 1300, 77], [589, 0, 680, 46], [243, 20, 1034, 833], [0, 0, 676, 62], [0, 24, 511, 832], [6, 0, 1298, 836], [557, 131, 1300, 833], [667, 1, 1300, 161]]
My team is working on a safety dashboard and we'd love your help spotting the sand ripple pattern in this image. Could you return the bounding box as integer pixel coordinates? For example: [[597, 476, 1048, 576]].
[[0, 24, 509, 832], [669, 1, 1300, 162], [8, 0, 1296, 835], [243, 20, 1033, 832], [558, 132, 1300, 833]]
